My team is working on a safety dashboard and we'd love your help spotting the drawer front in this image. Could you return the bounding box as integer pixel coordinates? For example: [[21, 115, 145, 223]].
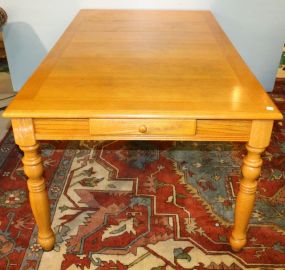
[[89, 119, 196, 137]]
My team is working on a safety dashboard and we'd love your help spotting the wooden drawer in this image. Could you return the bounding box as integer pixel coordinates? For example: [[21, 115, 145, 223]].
[[89, 119, 196, 137]]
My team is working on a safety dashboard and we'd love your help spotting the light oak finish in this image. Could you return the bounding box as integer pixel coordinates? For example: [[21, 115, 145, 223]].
[[11, 119, 55, 251], [90, 119, 197, 137], [3, 10, 283, 252], [230, 120, 274, 251], [33, 118, 252, 141]]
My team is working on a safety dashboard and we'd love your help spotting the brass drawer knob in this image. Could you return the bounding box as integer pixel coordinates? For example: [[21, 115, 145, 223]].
[[138, 125, 147, 133]]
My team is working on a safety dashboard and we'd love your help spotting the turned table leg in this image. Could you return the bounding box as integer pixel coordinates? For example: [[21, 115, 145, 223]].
[[12, 119, 55, 251], [230, 120, 274, 251]]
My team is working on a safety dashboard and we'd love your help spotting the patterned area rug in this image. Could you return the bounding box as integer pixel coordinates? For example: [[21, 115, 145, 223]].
[[1, 97, 285, 270]]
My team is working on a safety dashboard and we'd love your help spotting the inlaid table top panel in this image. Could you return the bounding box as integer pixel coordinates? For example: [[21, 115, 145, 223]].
[[4, 10, 282, 120]]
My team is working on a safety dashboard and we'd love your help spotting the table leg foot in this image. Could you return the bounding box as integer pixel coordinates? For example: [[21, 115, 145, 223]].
[[38, 233, 55, 251], [229, 235, 246, 252]]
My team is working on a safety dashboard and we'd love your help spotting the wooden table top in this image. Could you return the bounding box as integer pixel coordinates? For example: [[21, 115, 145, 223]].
[[4, 10, 283, 120]]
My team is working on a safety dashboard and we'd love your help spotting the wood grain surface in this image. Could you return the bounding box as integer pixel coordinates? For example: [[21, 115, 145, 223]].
[[3, 10, 282, 120]]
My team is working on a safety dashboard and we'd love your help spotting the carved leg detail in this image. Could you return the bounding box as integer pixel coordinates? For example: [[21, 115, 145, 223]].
[[230, 144, 264, 252], [21, 144, 55, 251]]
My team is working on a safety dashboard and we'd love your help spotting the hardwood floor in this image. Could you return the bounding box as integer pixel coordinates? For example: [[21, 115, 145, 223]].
[[273, 78, 285, 95]]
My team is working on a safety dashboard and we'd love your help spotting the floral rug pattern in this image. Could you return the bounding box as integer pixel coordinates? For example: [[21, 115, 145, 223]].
[[0, 97, 285, 270]]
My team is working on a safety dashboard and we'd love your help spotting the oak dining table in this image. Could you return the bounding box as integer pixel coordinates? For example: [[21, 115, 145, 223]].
[[3, 10, 283, 252]]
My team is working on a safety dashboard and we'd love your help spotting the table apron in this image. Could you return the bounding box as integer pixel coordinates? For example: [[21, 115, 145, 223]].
[[32, 118, 252, 141]]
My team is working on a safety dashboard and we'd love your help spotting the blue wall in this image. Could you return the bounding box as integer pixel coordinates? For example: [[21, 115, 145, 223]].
[[211, 0, 285, 91], [1, 0, 79, 91], [80, 0, 210, 9]]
